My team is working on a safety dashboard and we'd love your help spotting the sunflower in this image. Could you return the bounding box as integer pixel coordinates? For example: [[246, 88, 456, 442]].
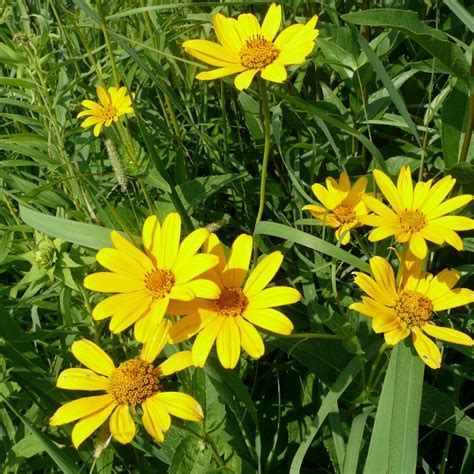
[[183, 3, 319, 90], [169, 233, 301, 369], [50, 321, 203, 448], [303, 172, 369, 245], [84, 213, 220, 342], [350, 256, 473, 369], [360, 167, 473, 259], [77, 86, 134, 137]]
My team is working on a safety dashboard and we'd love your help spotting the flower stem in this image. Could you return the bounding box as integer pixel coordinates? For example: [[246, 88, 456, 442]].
[[459, 49, 474, 165], [254, 78, 272, 229]]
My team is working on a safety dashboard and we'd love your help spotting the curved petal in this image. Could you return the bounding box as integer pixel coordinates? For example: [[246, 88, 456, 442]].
[[109, 404, 136, 444], [247, 286, 301, 310], [173, 254, 219, 284], [372, 315, 399, 333], [222, 234, 253, 288], [71, 403, 116, 449], [234, 69, 258, 90], [216, 317, 241, 369], [422, 324, 473, 346], [169, 310, 216, 344], [243, 251, 283, 298], [142, 394, 172, 442], [384, 326, 410, 346], [243, 308, 293, 335], [372, 169, 403, 214], [396, 166, 414, 210], [411, 328, 442, 369], [192, 316, 225, 367], [71, 340, 115, 376], [429, 215, 474, 231], [236, 316, 265, 359], [84, 272, 144, 294], [408, 233, 428, 260], [133, 296, 170, 343], [153, 392, 203, 422], [92, 291, 151, 321], [261, 3, 282, 41], [260, 63, 287, 83], [142, 215, 160, 264], [110, 231, 154, 272], [311, 183, 336, 209], [108, 292, 152, 334], [432, 288, 474, 311], [205, 233, 227, 275], [56, 368, 108, 391], [174, 228, 209, 264], [157, 351, 194, 376], [353, 273, 395, 307], [366, 226, 398, 242], [96, 247, 146, 279], [213, 13, 243, 54], [169, 285, 195, 301], [350, 297, 396, 319], [50, 394, 114, 426], [362, 195, 399, 221], [237, 13, 261, 40], [93, 121, 104, 137], [155, 213, 181, 269], [140, 319, 172, 363], [96, 86, 110, 106], [425, 194, 472, 220], [182, 279, 220, 299], [369, 257, 399, 304], [183, 39, 239, 66]]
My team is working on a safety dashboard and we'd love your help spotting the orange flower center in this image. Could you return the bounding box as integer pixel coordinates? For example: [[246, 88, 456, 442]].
[[333, 204, 356, 224], [102, 104, 118, 122], [144, 269, 175, 298], [215, 287, 248, 317], [394, 290, 433, 327], [240, 36, 279, 69], [399, 209, 426, 233], [107, 360, 159, 406]]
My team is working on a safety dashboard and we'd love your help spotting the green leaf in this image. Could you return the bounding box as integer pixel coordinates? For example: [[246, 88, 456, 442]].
[[169, 437, 212, 474], [364, 341, 424, 474], [255, 221, 370, 272], [343, 410, 372, 474], [238, 92, 264, 141], [342, 9, 474, 90], [444, 0, 474, 33], [446, 162, 474, 184]]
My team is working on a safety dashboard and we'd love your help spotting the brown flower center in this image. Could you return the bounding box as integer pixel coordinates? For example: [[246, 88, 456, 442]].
[[102, 104, 118, 121], [215, 287, 248, 317], [399, 209, 426, 233], [333, 204, 356, 224], [144, 269, 175, 298], [240, 36, 279, 69], [394, 290, 433, 328], [107, 360, 159, 406]]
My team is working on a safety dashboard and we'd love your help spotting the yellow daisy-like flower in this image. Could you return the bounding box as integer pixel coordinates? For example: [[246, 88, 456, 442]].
[[360, 167, 473, 259], [169, 233, 301, 369], [350, 256, 474, 369], [183, 3, 319, 90], [77, 86, 134, 137], [50, 321, 203, 448], [302, 172, 369, 245], [84, 213, 220, 342]]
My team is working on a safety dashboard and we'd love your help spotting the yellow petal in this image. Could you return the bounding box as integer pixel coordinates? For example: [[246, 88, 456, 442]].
[[236, 316, 265, 358], [363, 194, 399, 222], [311, 183, 336, 209], [169, 311, 214, 344], [419, 175, 456, 213], [153, 392, 203, 422], [408, 233, 428, 259], [158, 351, 193, 376], [140, 319, 172, 363], [237, 13, 261, 40], [372, 315, 399, 333], [350, 297, 396, 319], [84, 272, 144, 293], [108, 293, 152, 334], [432, 288, 474, 311], [50, 394, 114, 426], [71, 403, 116, 449], [183, 39, 239, 66], [243, 251, 283, 298], [261, 3, 282, 41], [173, 254, 219, 284], [384, 326, 410, 346], [222, 234, 253, 288], [134, 297, 170, 343], [260, 63, 287, 83], [196, 64, 247, 81], [205, 233, 227, 274], [429, 215, 474, 231], [71, 340, 115, 376], [213, 13, 243, 54], [109, 404, 136, 444], [81, 116, 104, 127], [372, 169, 403, 214], [96, 86, 110, 106], [247, 286, 301, 310], [192, 316, 225, 367], [56, 368, 109, 391], [174, 228, 208, 263], [182, 279, 220, 299], [396, 166, 414, 210], [110, 231, 154, 272], [81, 99, 102, 110], [425, 194, 472, 220], [169, 285, 195, 301], [243, 308, 293, 335], [142, 395, 171, 442], [369, 257, 399, 303], [216, 317, 241, 369], [234, 69, 258, 90], [142, 215, 160, 264], [92, 291, 151, 321], [155, 213, 181, 269], [411, 328, 441, 369], [422, 324, 473, 346]]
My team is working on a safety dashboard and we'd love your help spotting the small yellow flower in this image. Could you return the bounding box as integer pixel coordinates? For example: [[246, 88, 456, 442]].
[[183, 3, 319, 90], [169, 233, 301, 369], [350, 256, 474, 369], [50, 321, 203, 448], [303, 172, 369, 244], [77, 86, 134, 137], [84, 213, 220, 342], [360, 166, 473, 259]]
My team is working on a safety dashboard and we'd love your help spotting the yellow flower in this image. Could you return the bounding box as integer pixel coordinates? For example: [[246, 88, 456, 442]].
[[183, 3, 319, 90], [84, 213, 220, 342], [350, 256, 474, 369], [50, 321, 203, 448], [77, 86, 134, 137], [360, 166, 473, 259], [169, 233, 301, 369], [302, 172, 369, 245]]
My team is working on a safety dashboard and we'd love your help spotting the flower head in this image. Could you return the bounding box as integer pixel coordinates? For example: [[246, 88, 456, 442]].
[[77, 86, 134, 137], [360, 167, 473, 259], [169, 233, 301, 369], [303, 172, 369, 244], [350, 256, 474, 369], [84, 213, 220, 342], [50, 321, 203, 448], [183, 3, 319, 90]]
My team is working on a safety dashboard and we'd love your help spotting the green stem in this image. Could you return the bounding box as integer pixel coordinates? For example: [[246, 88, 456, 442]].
[[459, 49, 474, 165], [283, 333, 344, 340], [365, 342, 388, 394], [254, 78, 272, 229], [96, 0, 120, 86]]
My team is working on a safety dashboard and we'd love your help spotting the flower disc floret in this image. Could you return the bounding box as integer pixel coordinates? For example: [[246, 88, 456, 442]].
[[108, 360, 159, 406], [144, 269, 175, 298], [240, 36, 279, 69], [394, 291, 433, 328], [333, 204, 357, 225], [215, 287, 248, 317]]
